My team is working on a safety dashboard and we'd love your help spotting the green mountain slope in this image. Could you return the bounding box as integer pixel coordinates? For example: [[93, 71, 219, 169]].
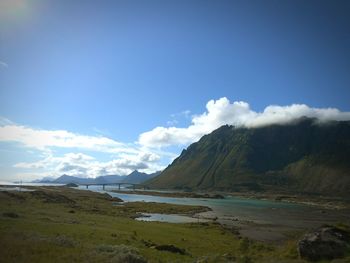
[[148, 118, 350, 196]]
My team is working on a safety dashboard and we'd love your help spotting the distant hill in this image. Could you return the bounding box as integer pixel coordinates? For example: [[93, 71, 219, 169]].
[[94, 175, 127, 184], [33, 171, 159, 185], [52, 175, 95, 184], [122, 170, 161, 184], [31, 176, 56, 183], [147, 118, 350, 197]]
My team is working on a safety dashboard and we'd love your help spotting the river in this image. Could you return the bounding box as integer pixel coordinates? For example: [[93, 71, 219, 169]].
[[79, 185, 350, 242]]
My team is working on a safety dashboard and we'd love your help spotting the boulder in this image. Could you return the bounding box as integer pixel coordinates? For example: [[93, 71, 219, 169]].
[[298, 225, 350, 261]]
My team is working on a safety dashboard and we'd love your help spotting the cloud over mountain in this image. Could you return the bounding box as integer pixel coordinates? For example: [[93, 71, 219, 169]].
[[139, 97, 350, 148], [3, 98, 350, 180]]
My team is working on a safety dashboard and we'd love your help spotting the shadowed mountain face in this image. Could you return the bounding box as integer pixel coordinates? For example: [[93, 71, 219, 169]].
[[148, 118, 350, 197]]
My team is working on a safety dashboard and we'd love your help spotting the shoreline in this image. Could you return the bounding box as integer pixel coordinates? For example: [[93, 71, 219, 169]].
[[112, 187, 350, 210], [2, 186, 350, 245], [0, 185, 297, 262], [2, 183, 349, 210], [228, 191, 350, 210], [111, 189, 225, 199]]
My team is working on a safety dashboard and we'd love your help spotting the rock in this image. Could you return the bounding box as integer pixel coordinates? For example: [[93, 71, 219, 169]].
[[111, 196, 123, 202], [99, 193, 123, 202], [297, 225, 350, 261]]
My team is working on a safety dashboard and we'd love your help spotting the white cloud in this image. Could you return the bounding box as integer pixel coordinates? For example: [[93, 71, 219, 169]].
[[0, 122, 137, 154], [0, 119, 172, 180], [5, 98, 350, 180], [139, 97, 350, 148], [14, 151, 164, 178], [10, 172, 53, 182]]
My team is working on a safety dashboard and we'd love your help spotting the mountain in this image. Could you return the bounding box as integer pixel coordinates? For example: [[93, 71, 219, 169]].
[[53, 175, 95, 184], [122, 170, 161, 184], [34, 174, 126, 184], [147, 118, 350, 197], [34, 171, 158, 185], [31, 176, 56, 183], [94, 175, 127, 184]]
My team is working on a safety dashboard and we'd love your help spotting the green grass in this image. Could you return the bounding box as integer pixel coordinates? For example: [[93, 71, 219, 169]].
[[0, 187, 346, 262]]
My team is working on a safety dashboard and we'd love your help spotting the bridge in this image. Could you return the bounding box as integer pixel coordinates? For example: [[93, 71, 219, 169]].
[[80, 182, 148, 190]]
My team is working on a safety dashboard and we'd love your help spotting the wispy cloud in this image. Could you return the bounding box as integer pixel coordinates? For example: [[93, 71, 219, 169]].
[[139, 97, 350, 148], [167, 110, 191, 126], [0, 61, 8, 68], [0, 117, 13, 125]]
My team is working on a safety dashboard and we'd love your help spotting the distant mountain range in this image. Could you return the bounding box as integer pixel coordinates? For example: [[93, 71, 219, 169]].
[[123, 170, 161, 184], [147, 118, 350, 197], [32, 170, 160, 185]]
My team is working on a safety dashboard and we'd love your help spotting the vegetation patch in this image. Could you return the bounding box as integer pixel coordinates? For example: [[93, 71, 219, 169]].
[[0, 186, 349, 262], [2, 212, 19, 218], [30, 190, 76, 204]]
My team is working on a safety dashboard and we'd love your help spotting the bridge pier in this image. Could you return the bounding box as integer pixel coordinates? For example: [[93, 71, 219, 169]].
[[82, 183, 142, 191]]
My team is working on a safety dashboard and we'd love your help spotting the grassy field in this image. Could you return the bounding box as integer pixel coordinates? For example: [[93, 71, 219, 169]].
[[0, 186, 347, 262]]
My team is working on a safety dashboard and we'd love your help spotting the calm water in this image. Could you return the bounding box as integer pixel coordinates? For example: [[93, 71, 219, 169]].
[[2, 182, 349, 241], [79, 185, 350, 231], [0, 186, 33, 192], [0, 182, 64, 187], [136, 213, 209, 223]]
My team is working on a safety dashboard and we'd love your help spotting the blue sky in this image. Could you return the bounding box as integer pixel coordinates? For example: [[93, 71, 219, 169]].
[[0, 0, 350, 181]]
